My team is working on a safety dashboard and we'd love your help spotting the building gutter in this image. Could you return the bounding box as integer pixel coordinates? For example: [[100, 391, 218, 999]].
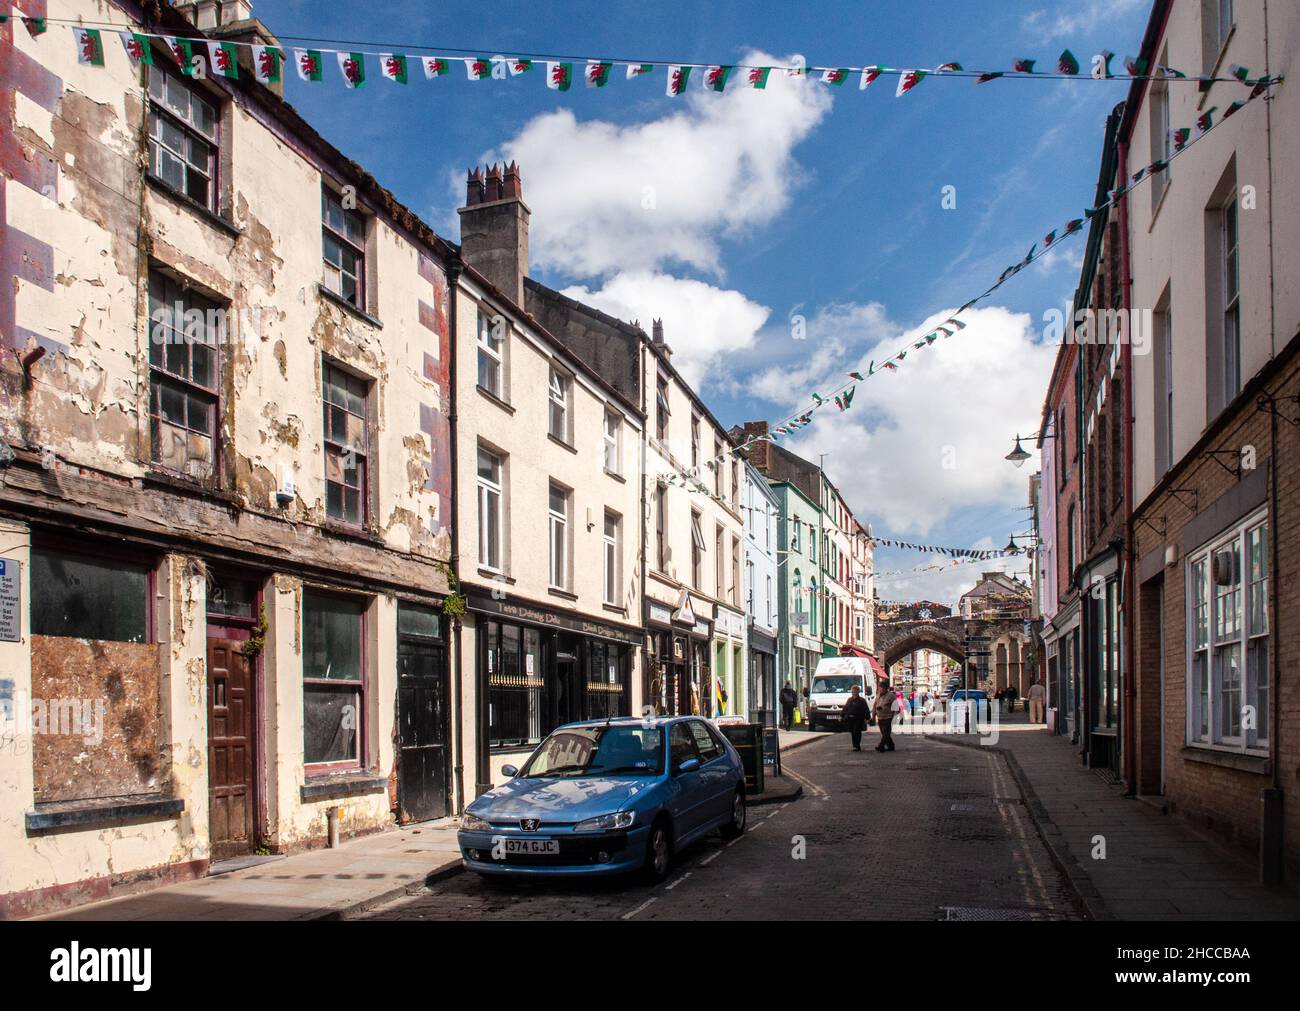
[[1117, 135, 1138, 798], [445, 258, 468, 813]]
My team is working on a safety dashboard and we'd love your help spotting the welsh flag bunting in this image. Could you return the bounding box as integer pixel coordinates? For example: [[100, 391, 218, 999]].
[[164, 37, 196, 76], [465, 57, 492, 80], [1092, 50, 1114, 79], [381, 53, 408, 83], [936, 62, 963, 73], [811, 393, 824, 406], [626, 63, 654, 79], [1195, 107, 1216, 137], [820, 67, 850, 86], [1064, 218, 1084, 235], [882, 361, 899, 371], [546, 62, 573, 91], [75, 28, 105, 67], [745, 67, 771, 89], [1157, 66, 1186, 79], [1013, 59, 1036, 74], [1123, 55, 1148, 76], [1131, 166, 1148, 183], [976, 72, 1004, 83], [338, 51, 366, 88], [848, 371, 865, 381], [1170, 126, 1191, 151], [860, 66, 885, 89], [585, 60, 612, 87], [946, 318, 966, 330], [120, 33, 153, 66], [896, 69, 926, 96], [208, 41, 240, 79], [666, 65, 691, 96], [22, 16, 47, 37], [252, 45, 283, 83], [295, 49, 324, 82], [1228, 64, 1251, 83], [1057, 50, 1079, 75], [1043, 229, 1057, 246], [704, 65, 732, 92], [508, 58, 534, 75], [1223, 100, 1246, 118], [421, 56, 450, 78]]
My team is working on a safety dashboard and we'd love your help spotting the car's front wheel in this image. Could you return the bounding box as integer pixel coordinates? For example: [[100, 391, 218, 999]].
[[642, 819, 672, 883], [719, 788, 746, 840]]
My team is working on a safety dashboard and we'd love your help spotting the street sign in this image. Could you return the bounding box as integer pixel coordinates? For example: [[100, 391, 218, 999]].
[[0, 559, 19, 643]]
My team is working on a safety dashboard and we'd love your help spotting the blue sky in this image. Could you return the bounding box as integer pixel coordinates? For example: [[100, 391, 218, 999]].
[[259, 0, 1151, 603]]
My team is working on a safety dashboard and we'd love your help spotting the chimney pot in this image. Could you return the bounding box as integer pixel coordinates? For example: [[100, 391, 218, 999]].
[[502, 162, 522, 199], [466, 168, 485, 206], [652, 319, 664, 344], [485, 164, 503, 202], [459, 163, 530, 306]]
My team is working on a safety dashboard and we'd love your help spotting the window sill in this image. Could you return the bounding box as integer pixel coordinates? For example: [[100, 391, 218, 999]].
[[300, 771, 387, 802], [143, 469, 238, 504], [547, 585, 578, 602], [602, 601, 627, 616], [476, 385, 514, 414], [604, 468, 625, 483], [478, 567, 513, 583], [322, 519, 385, 546], [547, 433, 577, 454], [26, 795, 184, 835], [144, 173, 241, 238], [318, 283, 383, 329], [1200, 25, 1238, 110], [1181, 745, 1269, 775]]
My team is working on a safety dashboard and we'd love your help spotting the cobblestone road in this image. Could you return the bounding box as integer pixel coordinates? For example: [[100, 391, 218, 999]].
[[364, 733, 1081, 921]]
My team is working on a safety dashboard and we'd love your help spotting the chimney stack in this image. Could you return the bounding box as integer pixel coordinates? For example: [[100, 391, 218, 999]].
[[651, 318, 672, 361], [176, 1, 284, 96], [740, 420, 771, 471], [459, 161, 530, 306]]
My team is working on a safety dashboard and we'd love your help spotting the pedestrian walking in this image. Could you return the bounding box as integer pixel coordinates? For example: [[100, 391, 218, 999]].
[[779, 682, 797, 731], [874, 683, 898, 752], [842, 685, 870, 751], [1007, 683, 1018, 714], [1028, 678, 1045, 723]]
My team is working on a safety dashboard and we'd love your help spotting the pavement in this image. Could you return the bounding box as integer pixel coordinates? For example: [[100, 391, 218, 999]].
[[933, 710, 1300, 921], [36, 818, 464, 921]]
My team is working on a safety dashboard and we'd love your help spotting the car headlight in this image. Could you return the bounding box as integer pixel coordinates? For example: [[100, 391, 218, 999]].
[[460, 812, 491, 831], [574, 810, 636, 832]]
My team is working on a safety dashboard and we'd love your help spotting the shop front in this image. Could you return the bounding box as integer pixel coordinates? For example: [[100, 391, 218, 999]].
[[645, 594, 713, 716], [712, 605, 746, 718], [747, 625, 778, 725], [791, 632, 822, 706], [465, 592, 641, 782]]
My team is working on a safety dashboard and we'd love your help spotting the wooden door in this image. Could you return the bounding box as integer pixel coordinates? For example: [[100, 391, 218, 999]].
[[208, 637, 255, 859], [397, 605, 450, 823]]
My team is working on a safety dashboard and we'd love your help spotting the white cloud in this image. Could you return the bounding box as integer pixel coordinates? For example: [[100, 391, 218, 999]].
[[875, 549, 1028, 609], [489, 53, 832, 281], [1022, 0, 1146, 42], [560, 271, 770, 390], [771, 305, 1054, 538], [745, 301, 894, 403]]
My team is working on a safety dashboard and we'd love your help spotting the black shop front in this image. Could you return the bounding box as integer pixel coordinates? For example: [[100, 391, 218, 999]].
[[645, 594, 713, 717]]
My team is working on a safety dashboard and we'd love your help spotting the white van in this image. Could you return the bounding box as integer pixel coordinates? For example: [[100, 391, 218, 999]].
[[806, 656, 876, 732]]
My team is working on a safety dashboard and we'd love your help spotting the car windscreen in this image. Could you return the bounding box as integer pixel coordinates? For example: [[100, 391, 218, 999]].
[[520, 726, 665, 778], [812, 675, 864, 694]]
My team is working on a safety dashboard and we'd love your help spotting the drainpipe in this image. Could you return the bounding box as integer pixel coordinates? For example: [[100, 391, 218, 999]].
[[446, 258, 466, 814], [1117, 137, 1138, 797]]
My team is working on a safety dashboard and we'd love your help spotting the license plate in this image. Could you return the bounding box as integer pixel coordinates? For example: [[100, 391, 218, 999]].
[[501, 838, 558, 855]]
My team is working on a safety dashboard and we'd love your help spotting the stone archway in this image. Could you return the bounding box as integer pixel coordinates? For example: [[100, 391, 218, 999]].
[[879, 621, 966, 671]]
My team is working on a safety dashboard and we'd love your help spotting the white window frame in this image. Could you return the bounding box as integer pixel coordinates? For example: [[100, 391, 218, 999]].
[[603, 411, 622, 475], [1186, 509, 1268, 755], [603, 512, 621, 606], [477, 309, 505, 399], [477, 447, 503, 572], [690, 511, 706, 590], [1221, 194, 1241, 402], [1214, 0, 1234, 54], [548, 366, 572, 444], [548, 483, 570, 591]]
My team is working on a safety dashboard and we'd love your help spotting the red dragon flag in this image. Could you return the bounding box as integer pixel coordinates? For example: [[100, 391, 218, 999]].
[[896, 69, 926, 96], [421, 56, 449, 79], [338, 51, 366, 88], [464, 56, 492, 80], [75, 28, 105, 67], [380, 53, 408, 84], [626, 63, 654, 79], [744, 66, 771, 89], [585, 60, 612, 87], [163, 36, 196, 76], [508, 58, 534, 76], [1057, 49, 1080, 75], [252, 45, 283, 84], [859, 65, 885, 89], [1013, 58, 1037, 74], [666, 65, 691, 96], [820, 67, 850, 86], [294, 49, 324, 82], [207, 41, 240, 79], [704, 65, 732, 92], [546, 62, 573, 91], [119, 32, 153, 66]]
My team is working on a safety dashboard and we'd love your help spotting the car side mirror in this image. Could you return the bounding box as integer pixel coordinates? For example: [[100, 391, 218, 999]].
[[676, 757, 701, 775], [501, 764, 519, 778]]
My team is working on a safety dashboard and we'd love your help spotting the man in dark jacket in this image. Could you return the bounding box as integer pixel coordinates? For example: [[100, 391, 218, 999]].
[[779, 682, 797, 731], [842, 685, 870, 751]]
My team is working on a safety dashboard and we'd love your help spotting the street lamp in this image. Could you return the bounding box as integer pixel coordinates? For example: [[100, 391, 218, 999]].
[[1005, 435, 1032, 468], [1004, 535, 1021, 555]]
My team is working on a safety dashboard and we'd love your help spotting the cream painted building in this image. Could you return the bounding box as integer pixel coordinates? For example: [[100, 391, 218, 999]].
[[0, 1, 457, 917], [452, 166, 645, 791]]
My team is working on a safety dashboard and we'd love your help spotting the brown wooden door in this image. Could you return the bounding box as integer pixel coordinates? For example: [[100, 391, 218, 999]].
[[208, 638, 255, 859]]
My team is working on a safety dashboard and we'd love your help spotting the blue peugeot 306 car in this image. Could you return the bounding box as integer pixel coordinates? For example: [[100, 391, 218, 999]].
[[458, 716, 747, 882]]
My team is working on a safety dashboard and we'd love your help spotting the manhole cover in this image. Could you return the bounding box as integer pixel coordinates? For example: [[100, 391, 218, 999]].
[[940, 906, 1048, 921]]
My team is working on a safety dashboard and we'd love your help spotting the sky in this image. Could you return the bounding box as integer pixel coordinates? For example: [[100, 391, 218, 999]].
[[259, 0, 1152, 605]]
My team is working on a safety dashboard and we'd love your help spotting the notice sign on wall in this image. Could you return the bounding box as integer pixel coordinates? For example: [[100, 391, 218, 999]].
[[0, 559, 19, 642]]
